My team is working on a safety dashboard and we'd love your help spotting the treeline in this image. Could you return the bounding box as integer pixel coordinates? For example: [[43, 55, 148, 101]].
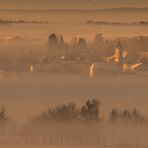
[[86, 20, 148, 26], [48, 33, 112, 61], [0, 33, 148, 72], [48, 33, 148, 64], [0, 100, 148, 146], [34, 99, 148, 124], [110, 108, 147, 123], [35, 99, 100, 123], [1, 99, 147, 125]]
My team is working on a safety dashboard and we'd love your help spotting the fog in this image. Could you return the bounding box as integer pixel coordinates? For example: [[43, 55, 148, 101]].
[[0, 10, 148, 42], [0, 74, 147, 122], [0, 9, 148, 148]]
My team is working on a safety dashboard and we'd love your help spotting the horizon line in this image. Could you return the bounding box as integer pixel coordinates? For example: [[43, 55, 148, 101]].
[[1, 7, 148, 11]]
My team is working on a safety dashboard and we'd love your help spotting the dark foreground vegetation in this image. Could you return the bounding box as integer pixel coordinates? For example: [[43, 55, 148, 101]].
[[0, 99, 148, 147], [1, 99, 147, 125], [35, 99, 100, 123], [34, 99, 148, 124]]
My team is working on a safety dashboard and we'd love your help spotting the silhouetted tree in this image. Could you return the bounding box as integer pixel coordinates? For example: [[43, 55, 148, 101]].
[[0, 108, 8, 124], [131, 109, 147, 123], [110, 108, 147, 124], [80, 99, 100, 121], [59, 35, 67, 51], [60, 35, 64, 45], [36, 102, 79, 123], [35, 99, 101, 123], [110, 108, 120, 122], [121, 109, 131, 122], [48, 33, 68, 59], [78, 37, 87, 49], [48, 33, 58, 49], [77, 37, 88, 59]]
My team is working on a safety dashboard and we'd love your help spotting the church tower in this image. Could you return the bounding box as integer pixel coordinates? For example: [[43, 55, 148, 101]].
[[114, 40, 123, 63]]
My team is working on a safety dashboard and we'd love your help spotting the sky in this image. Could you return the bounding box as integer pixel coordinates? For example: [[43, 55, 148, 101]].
[[0, 0, 148, 9]]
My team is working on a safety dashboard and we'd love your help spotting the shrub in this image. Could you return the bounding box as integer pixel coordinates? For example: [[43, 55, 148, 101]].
[[35, 99, 100, 123], [80, 99, 100, 121], [109, 108, 147, 124], [36, 102, 79, 122]]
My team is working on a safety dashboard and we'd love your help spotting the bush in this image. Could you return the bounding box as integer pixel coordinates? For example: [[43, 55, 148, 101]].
[[36, 102, 78, 122], [110, 108, 147, 123], [80, 99, 100, 121], [35, 99, 100, 123]]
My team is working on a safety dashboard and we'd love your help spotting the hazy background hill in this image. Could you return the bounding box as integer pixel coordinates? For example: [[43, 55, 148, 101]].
[[0, 0, 148, 9]]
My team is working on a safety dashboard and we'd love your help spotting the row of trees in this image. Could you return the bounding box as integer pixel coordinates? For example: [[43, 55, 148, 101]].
[[48, 33, 148, 63], [35, 99, 100, 123], [0, 33, 147, 72], [0, 19, 48, 24], [0, 99, 147, 125], [48, 33, 112, 61], [35, 99, 147, 124], [110, 108, 147, 123]]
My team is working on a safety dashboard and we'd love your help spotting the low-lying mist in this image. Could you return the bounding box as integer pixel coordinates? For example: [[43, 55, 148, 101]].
[[1, 8, 148, 148], [0, 74, 148, 123], [0, 98, 148, 148]]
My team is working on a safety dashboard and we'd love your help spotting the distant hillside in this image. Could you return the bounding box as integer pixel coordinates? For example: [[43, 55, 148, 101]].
[[86, 20, 148, 26], [1, 7, 148, 12], [101, 7, 148, 12], [0, 19, 48, 24], [47, 7, 148, 12]]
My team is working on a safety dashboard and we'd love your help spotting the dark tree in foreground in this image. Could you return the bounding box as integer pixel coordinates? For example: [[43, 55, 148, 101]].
[[80, 99, 100, 121], [35, 99, 100, 123]]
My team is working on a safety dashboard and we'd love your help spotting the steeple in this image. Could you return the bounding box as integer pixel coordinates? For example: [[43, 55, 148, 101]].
[[114, 40, 123, 64]]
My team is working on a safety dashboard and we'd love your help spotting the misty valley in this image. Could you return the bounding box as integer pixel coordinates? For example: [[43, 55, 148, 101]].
[[0, 8, 148, 148]]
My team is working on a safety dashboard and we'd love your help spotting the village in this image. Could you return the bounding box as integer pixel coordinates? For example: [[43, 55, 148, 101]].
[[0, 33, 148, 78]]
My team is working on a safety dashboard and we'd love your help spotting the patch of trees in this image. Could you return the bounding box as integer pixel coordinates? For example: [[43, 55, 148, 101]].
[[48, 33, 68, 60], [86, 20, 148, 26], [110, 108, 147, 123], [35, 99, 100, 123], [34, 99, 147, 124], [48, 33, 66, 50], [48, 33, 108, 61], [48, 33, 148, 63]]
